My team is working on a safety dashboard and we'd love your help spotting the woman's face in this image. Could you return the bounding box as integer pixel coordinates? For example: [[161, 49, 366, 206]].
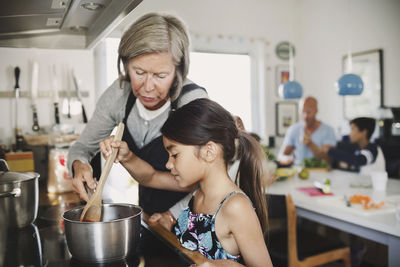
[[128, 52, 176, 110]]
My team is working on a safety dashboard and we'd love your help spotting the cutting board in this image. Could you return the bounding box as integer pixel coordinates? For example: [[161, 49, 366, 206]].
[[305, 167, 330, 172], [317, 196, 395, 216]]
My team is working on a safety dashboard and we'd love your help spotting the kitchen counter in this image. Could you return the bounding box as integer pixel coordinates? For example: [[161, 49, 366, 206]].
[[1, 191, 196, 267]]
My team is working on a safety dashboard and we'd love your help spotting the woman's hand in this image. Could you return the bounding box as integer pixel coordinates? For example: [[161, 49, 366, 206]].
[[99, 136, 133, 163], [72, 160, 97, 202], [148, 211, 177, 231]]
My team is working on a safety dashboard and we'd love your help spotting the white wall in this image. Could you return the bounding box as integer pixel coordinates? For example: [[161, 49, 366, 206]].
[[109, 0, 297, 138], [1, 0, 399, 147], [111, 0, 400, 139], [295, 0, 400, 136], [0, 48, 96, 146]]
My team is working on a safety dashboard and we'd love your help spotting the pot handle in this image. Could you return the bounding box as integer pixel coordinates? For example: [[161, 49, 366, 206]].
[[0, 159, 9, 172], [0, 188, 21, 198]]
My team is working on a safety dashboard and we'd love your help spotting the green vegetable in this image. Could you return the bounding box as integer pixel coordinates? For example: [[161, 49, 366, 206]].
[[262, 145, 276, 161], [298, 168, 309, 179], [303, 157, 328, 168], [322, 184, 331, 194]]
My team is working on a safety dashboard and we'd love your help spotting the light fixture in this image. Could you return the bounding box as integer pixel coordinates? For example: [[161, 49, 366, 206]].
[[81, 2, 105, 11], [279, 43, 303, 99], [279, 80, 303, 99], [336, 0, 364, 96], [69, 26, 88, 32], [337, 74, 363, 95]]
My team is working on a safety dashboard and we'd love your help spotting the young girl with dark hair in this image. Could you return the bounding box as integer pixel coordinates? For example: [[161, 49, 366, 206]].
[[100, 98, 272, 266]]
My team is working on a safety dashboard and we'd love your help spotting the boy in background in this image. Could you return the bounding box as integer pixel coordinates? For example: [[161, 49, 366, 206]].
[[323, 117, 385, 173], [322, 117, 386, 266]]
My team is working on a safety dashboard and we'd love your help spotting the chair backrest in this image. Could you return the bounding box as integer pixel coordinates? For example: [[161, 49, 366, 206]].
[[267, 194, 288, 219], [360, 146, 386, 175], [286, 194, 299, 267], [266, 194, 299, 266]]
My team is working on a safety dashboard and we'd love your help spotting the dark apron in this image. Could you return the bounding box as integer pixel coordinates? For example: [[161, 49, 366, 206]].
[[104, 83, 205, 215]]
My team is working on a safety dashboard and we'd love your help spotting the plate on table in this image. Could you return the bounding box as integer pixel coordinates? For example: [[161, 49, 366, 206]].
[[275, 168, 296, 181], [317, 195, 395, 216]]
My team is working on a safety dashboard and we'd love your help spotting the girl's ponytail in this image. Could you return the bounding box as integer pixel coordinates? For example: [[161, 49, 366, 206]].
[[236, 131, 268, 234]]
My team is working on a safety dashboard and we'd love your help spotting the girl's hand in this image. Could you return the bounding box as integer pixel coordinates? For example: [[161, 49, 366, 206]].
[[149, 211, 177, 231], [99, 136, 133, 163]]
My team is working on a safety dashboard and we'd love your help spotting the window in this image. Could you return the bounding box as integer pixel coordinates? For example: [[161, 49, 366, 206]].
[[188, 52, 252, 130], [101, 40, 253, 130]]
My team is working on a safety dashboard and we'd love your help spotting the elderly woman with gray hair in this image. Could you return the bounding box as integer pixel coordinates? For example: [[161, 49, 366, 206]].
[[67, 13, 207, 227]]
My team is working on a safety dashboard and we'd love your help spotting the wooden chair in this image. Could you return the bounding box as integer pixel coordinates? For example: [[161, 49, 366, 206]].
[[267, 194, 351, 267]]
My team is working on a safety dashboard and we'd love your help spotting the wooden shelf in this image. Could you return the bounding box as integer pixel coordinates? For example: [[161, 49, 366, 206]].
[[0, 90, 89, 98], [24, 134, 79, 146]]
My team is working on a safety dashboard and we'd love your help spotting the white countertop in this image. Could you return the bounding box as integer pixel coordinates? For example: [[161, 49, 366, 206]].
[[266, 169, 400, 237]]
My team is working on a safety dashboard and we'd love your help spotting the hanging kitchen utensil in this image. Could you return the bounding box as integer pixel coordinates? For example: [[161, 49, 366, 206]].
[[65, 65, 71, 118], [14, 67, 24, 151], [71, 69, 88, 123], [279, 43, 303, 99], [30, 62, 40, 132], [80, 122, 125, 222], [336, 0, 364, 95], [51, 65, 60, 124]]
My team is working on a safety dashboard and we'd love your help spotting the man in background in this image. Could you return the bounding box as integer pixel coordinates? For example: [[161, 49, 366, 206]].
[[280, 96, 336, 164]]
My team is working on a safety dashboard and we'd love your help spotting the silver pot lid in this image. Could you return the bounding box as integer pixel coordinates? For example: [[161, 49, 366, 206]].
[[0, 171, 39, 184]]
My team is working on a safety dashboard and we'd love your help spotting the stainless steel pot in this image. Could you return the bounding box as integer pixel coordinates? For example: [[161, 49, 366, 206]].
[[63, 203, 142, 262], [0, 159, 39, 228]]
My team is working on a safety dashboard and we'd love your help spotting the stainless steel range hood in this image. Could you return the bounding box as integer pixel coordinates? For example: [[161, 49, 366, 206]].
[[0, 0, 142, 49]]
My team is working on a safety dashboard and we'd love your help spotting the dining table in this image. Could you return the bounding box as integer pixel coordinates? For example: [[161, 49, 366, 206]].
[[266, 169, 400, 267]]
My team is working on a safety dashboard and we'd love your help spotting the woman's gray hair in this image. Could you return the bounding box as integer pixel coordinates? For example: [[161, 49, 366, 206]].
[[117, 12, 190, 101]]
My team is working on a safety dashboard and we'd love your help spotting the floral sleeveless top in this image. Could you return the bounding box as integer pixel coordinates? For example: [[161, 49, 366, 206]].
[[174, 189, 252, 261]]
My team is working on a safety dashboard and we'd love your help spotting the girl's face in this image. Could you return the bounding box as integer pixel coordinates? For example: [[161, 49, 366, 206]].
[[163, 137, 205, 188], [128, 52, 176, 110]]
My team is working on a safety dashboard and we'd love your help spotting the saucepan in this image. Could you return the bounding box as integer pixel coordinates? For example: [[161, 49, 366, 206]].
[[0, 159, 39, 228], [62, 203, 142, 262]]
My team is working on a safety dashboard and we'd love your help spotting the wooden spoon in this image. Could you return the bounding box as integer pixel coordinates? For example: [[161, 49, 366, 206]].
[[80, 122, 125, 222]]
